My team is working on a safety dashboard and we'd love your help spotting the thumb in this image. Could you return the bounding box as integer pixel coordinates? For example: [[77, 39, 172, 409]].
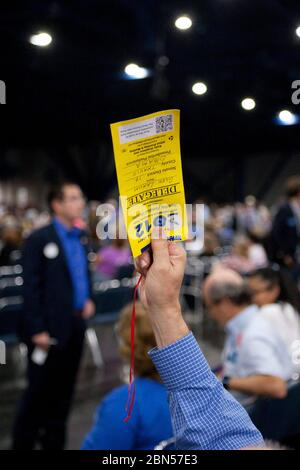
[[151, 228, 170, 267], [168, 242, 186, 266]]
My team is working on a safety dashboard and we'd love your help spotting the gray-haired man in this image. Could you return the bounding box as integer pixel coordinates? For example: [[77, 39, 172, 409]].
[[203, 268, 292, 404]]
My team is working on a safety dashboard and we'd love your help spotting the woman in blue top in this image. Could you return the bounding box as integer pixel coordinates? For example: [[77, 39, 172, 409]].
[[81, 301, 173, 450]]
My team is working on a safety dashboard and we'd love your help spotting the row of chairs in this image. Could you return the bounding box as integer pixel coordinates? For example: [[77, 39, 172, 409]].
[[85, 277, 136, 367], [0, 264, 23, 277], [0, 264, 24, 344], [0, 256, 209, 367], [0, 256, 210, 350], [0, 272, 137, 366]]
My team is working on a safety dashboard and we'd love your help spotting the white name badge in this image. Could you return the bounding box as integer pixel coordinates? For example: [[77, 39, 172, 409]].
[[43, 242, 59, 259], [31, 347, 48, 365]]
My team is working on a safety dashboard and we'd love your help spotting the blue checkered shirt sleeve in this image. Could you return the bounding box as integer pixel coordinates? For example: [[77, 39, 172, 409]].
[[149, 332, 264, 450]]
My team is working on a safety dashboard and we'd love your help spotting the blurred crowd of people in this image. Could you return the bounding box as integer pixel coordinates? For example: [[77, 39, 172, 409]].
[[2, 175, 300, 287], [1, 175, 300, 449]]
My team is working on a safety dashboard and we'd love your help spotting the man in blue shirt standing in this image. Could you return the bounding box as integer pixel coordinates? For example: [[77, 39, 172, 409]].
[[13, 181, 95, 449], [135, 229, 264, 450]]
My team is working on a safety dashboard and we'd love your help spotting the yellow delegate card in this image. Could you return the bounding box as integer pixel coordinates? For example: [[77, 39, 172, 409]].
[[110, 109, 188, 258]]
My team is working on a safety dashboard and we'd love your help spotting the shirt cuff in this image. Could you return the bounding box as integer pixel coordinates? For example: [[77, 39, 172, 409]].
[[149, 332, 212, 391]]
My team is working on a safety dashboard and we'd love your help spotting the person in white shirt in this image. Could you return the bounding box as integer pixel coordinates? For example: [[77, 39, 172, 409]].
[[247, 267, 300, 377], [203, 269, 292, 404]]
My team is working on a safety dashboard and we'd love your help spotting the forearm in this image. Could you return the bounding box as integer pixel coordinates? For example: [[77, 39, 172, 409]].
[[149, 304, 190, 349], [229, 375, 287, 399], [149, 334, 264, 450]]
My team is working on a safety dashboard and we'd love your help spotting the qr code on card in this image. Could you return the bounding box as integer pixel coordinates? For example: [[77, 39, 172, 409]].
[[155, 114, 173, 133]]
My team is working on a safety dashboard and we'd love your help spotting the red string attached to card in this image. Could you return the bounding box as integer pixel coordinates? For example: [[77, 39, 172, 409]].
[[124, 274, 143, 423]]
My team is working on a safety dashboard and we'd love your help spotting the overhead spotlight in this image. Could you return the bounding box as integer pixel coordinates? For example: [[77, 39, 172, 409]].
[[241, 98, 256, 111], [124, 63, 149, 79], [192, 82, 207, 95], [277, 109, 298, 126], [29, 32, 52, 47], [175, 16, 192, 30], [296, 26, 300, 38]]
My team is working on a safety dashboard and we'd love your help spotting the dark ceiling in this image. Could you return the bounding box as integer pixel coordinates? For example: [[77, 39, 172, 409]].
[[1, 0, 300, 165]]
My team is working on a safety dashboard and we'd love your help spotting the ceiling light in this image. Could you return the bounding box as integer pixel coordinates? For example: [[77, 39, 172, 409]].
[[124, 63, 149, 79], [277, 110, 298, 126], [241, 98, 256, 111], [175, 16, 192, 31], [29, 32, 52, 47], [192, 82, 207, 95]]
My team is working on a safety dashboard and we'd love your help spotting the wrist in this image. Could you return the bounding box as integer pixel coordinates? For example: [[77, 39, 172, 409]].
[[148, 304, 189, 349], [148, 301, 182, 319]]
